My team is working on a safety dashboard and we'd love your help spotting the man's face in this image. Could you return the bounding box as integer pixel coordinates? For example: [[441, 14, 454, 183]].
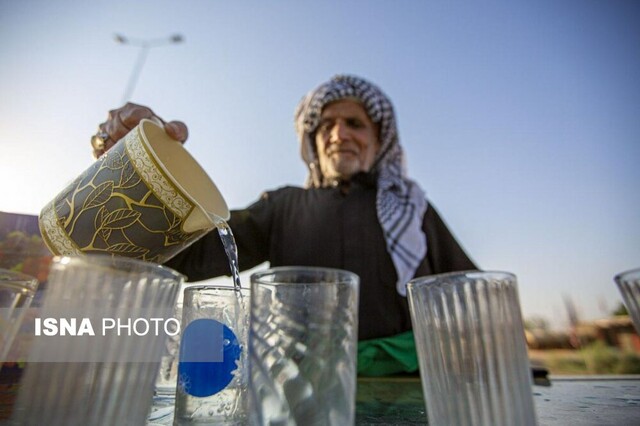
[[314, 99, 380, 182]]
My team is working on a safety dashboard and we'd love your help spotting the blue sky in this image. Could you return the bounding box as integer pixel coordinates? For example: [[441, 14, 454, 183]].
[[1, 0, 638, 329]]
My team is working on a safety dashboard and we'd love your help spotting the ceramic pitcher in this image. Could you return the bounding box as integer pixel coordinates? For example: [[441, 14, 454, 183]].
[[39, 119, 229, 263]]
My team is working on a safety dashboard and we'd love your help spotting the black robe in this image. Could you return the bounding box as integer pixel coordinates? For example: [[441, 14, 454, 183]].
[[166, 174, 477, 340]]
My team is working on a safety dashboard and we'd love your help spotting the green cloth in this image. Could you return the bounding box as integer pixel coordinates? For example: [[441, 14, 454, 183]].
[[357, 330, 419, 377]]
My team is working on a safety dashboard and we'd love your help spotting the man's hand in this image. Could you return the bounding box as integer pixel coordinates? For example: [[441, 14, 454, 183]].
[[91, 102, 188, 158]]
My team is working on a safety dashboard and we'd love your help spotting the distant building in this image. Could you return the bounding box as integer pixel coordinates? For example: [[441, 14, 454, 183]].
[[526, 316, 639, 353], [592, 316, 640, 353]]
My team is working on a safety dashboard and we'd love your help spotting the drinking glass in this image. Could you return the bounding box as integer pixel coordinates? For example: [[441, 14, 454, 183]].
[[154, 284, 187, 394], [407, 271, 537, 426], [11, 255, 183, 426], [614, 267, 640, 333], [173, 285, 249, 425], [248, 267, 359, 426], [0, 269, 38, 369]]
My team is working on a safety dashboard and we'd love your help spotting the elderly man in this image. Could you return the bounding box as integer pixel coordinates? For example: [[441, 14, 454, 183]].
[[92, 74, 477, 375]]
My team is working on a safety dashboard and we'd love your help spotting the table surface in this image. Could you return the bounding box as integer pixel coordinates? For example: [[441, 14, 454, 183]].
[[147, 375, 640, 425]]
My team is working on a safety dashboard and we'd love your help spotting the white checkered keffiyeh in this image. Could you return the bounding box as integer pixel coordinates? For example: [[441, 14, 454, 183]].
[[294, 74, 427, 296]]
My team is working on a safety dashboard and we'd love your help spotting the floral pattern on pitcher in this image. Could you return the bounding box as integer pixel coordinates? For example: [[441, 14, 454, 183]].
[[39, 126, 203, 264]]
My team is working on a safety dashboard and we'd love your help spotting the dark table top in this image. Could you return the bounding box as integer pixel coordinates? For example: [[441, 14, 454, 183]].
[[4, 367, 639, 425], [146, 375, 640, 425], [353, 375, 640, 425]]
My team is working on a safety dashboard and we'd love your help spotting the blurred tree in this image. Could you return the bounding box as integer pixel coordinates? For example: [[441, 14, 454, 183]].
[[524, 316, 549, 331], [612, 303, 629, 316]]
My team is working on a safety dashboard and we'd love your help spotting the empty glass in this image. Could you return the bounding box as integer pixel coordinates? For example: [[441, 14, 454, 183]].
[[248, 267, 359, 426], [407, 271, 537, 426], [0, 269, 38, 370], [614, 268, 640, 334], [11, 255, 183, 426]]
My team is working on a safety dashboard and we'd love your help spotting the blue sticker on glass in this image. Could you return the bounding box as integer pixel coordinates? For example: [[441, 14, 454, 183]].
[[177, 318, 241, 397]]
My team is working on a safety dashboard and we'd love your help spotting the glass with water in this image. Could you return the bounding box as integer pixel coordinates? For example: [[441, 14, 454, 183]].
[[173, 285, 249, 425]]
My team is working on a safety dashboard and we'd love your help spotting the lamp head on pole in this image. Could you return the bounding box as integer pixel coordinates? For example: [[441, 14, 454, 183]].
[[114, 33, 128, 44], [113, 33, 183, 46]]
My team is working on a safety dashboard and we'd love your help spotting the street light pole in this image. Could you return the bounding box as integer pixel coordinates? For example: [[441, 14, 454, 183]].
[[114, 33, 184, 104]]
